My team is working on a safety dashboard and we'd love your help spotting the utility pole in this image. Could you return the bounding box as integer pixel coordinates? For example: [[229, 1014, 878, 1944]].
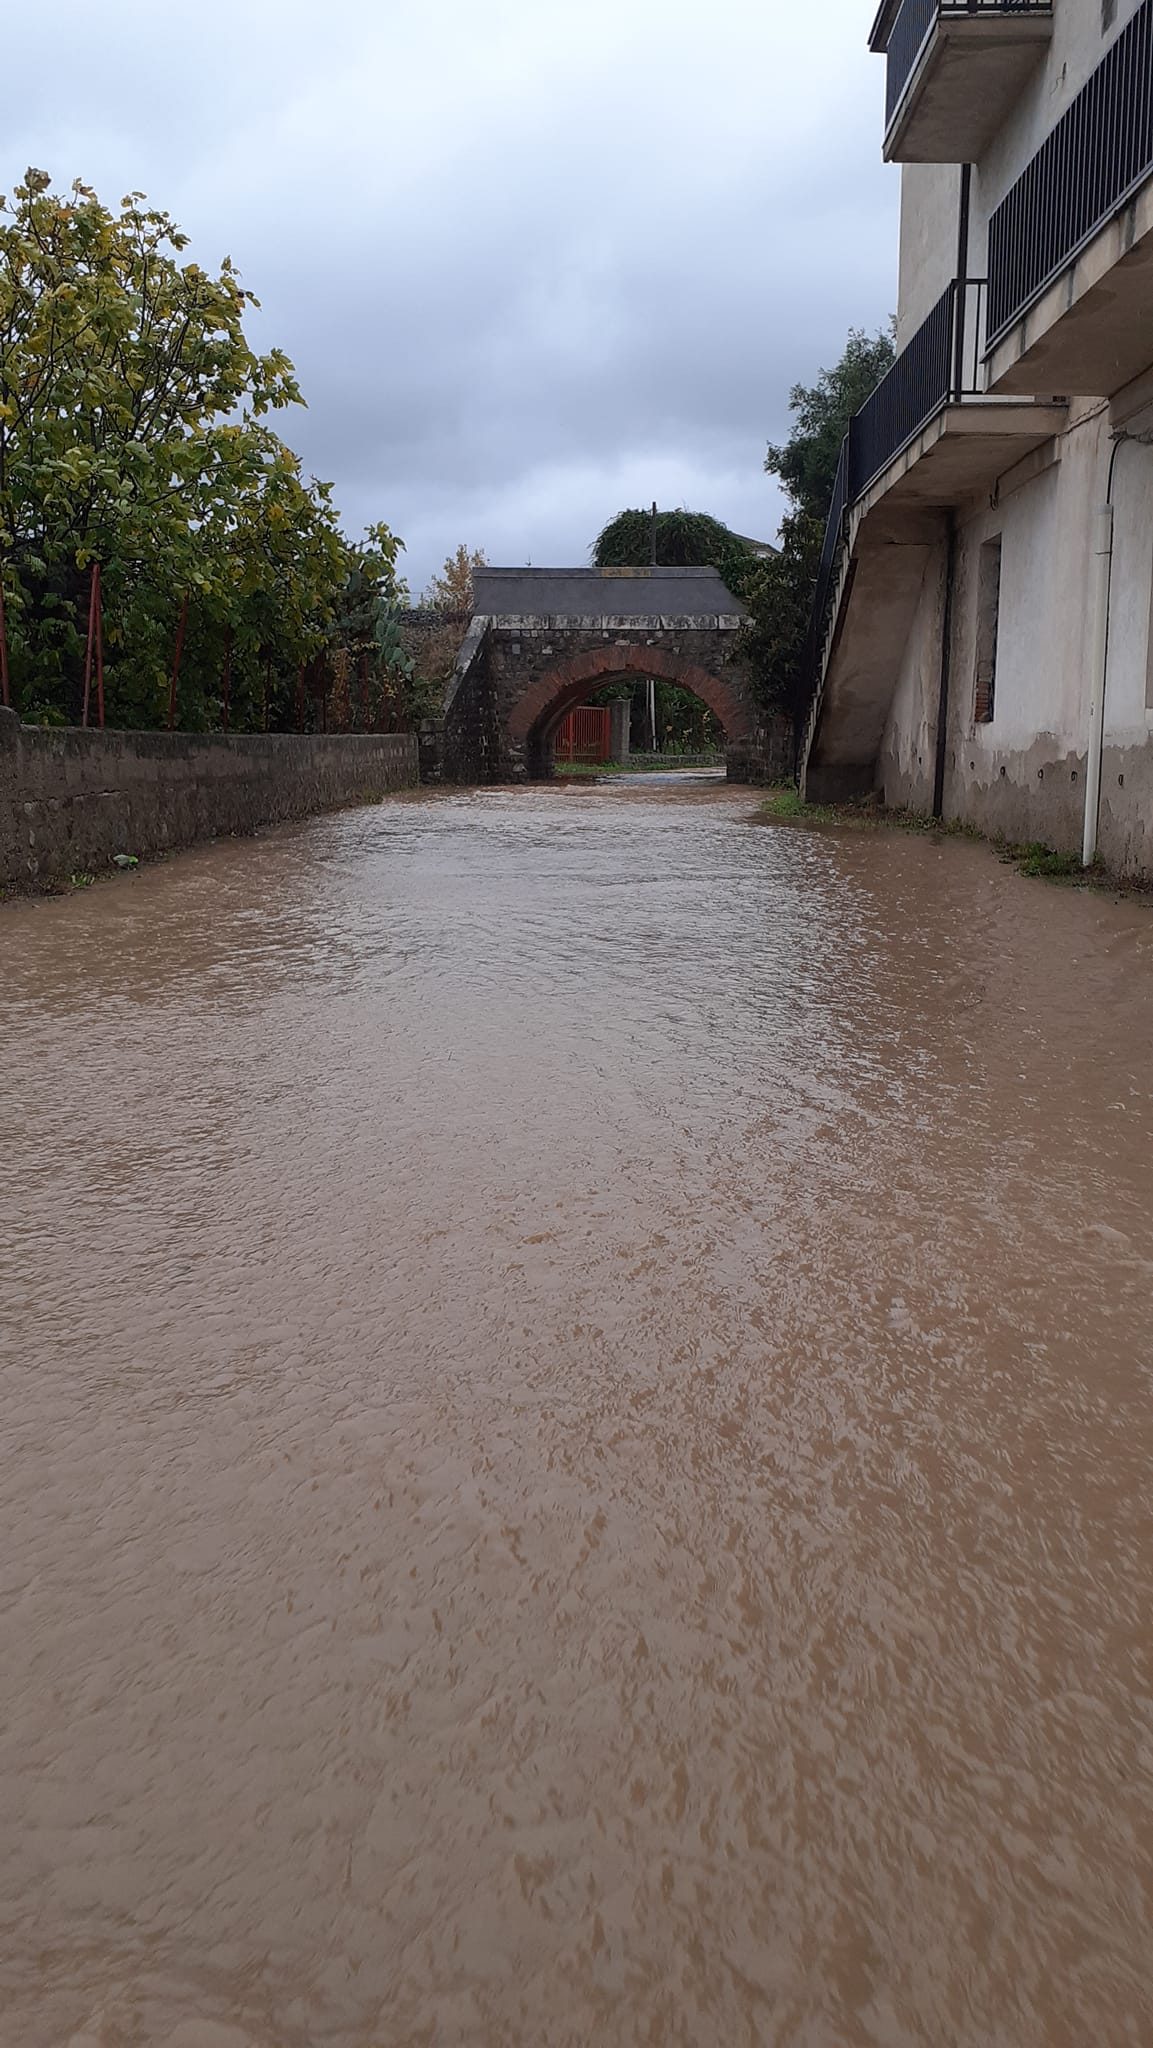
[[643, 504, 658, 751]]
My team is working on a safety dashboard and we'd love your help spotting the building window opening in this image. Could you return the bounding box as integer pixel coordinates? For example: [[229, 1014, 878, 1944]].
[[973, 537, 1003, 726]]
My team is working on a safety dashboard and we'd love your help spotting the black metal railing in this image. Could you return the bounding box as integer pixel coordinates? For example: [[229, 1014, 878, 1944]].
[[813, 439, 849, 638], [987, 0, 1153, 345], [849, 277, 985, 499], [884, 0, 936, 122], [795, 437, 850, 761], [883, 0, 1053, 128], [796, 278, 986, 755]]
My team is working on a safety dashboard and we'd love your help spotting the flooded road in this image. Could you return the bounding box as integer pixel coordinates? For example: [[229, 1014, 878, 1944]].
[[2, 779, 1152, 2047]]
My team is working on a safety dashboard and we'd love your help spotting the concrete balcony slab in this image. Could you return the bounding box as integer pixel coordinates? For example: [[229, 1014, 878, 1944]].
[[857, 398, 1069, 512], [986, 172, 1153, 398], [884, 13, 1052, 165]]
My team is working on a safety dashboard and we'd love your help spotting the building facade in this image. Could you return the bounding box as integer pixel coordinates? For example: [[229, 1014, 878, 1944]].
[[802, 0, 1153, 876]]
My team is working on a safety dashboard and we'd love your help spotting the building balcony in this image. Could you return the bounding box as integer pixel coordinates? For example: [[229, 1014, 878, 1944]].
[[799, 279, 1066, 802], [846, 285, 1065, 514], [807, 279, 1062, 649], [985, 0, 1153, 396], [870, 0, 1052, 164]]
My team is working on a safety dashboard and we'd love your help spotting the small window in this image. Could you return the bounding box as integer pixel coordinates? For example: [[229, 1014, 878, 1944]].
[[974, 537, 1002, 726], [1102, 0, 1117, 29]]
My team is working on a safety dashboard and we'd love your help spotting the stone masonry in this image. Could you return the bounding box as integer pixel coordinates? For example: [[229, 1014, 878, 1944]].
[[0, 707, 419, 889], [438, 569, 790, 783]]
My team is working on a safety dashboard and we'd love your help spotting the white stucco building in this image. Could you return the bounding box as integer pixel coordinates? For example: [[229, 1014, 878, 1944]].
[[802, 0, 1153, 875]]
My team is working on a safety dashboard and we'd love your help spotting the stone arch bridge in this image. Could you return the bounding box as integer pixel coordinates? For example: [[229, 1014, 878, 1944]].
[[435, 568, 788, 783]]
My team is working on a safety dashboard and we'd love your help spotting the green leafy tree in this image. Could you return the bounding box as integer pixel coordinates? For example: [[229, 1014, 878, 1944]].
[[764, 324, 895, 522], [736, 512, 824, 719], [745, 323, 896, 724], [219, 445, 352, 729], [333, 522, 423, 729], [0, 169, 373, 729]]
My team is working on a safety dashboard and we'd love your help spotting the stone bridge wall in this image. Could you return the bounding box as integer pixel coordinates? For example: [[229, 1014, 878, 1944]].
[[441, 619, 790, 783], [0, 707, 419, 889]]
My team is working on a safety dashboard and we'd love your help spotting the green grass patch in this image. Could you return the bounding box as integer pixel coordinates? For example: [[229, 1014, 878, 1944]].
[[1006, 841, 1086, 880], [758, 785, 874, 828], [760, 786, 808, 819], [756, 786, 1115, 887], [555, 758, 722, 779]]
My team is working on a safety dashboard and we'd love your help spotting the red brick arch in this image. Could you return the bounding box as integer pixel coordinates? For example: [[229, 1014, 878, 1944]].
[[507, 643, 755, 745]]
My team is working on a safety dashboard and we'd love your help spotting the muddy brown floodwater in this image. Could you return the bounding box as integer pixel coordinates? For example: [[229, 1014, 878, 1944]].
[[2, 778, 1153, 2048]]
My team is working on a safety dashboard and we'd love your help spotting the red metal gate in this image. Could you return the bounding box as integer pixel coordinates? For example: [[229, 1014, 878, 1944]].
[[554, 705, 611, 763]]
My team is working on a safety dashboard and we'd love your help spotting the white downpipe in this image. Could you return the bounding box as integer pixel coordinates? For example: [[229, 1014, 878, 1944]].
[[1081, 502, 1114, 869]]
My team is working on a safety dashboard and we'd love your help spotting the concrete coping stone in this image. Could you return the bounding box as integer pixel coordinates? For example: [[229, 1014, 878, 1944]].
[[483, 614, 746, 632], [479, 566, 730, 578]]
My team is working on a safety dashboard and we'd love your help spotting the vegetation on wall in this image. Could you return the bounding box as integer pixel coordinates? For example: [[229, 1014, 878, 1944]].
[[592, 507, 756, 601], [0, 170, 416, 732]]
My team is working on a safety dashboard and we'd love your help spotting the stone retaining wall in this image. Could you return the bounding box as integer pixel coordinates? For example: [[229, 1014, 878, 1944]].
[[0, 708, 419, 888], [725, 724, 796, 786]]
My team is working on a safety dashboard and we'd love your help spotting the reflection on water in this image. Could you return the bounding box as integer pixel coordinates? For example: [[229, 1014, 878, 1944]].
[[2, 782, 1152, 2046]]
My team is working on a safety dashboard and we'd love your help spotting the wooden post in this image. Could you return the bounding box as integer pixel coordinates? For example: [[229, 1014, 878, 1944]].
[[94, 562, 105, 729], [168, 597, 189, 731], [0, 567, 10, 709], [81, 564, 97, 727], [221, 625, 233, 733]]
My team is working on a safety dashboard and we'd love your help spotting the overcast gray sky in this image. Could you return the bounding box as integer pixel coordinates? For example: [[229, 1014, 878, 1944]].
[[5, 0, 897, 595]]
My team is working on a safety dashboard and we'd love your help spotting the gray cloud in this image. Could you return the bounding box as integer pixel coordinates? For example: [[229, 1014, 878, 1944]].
[[5, 0, 898, 592]]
